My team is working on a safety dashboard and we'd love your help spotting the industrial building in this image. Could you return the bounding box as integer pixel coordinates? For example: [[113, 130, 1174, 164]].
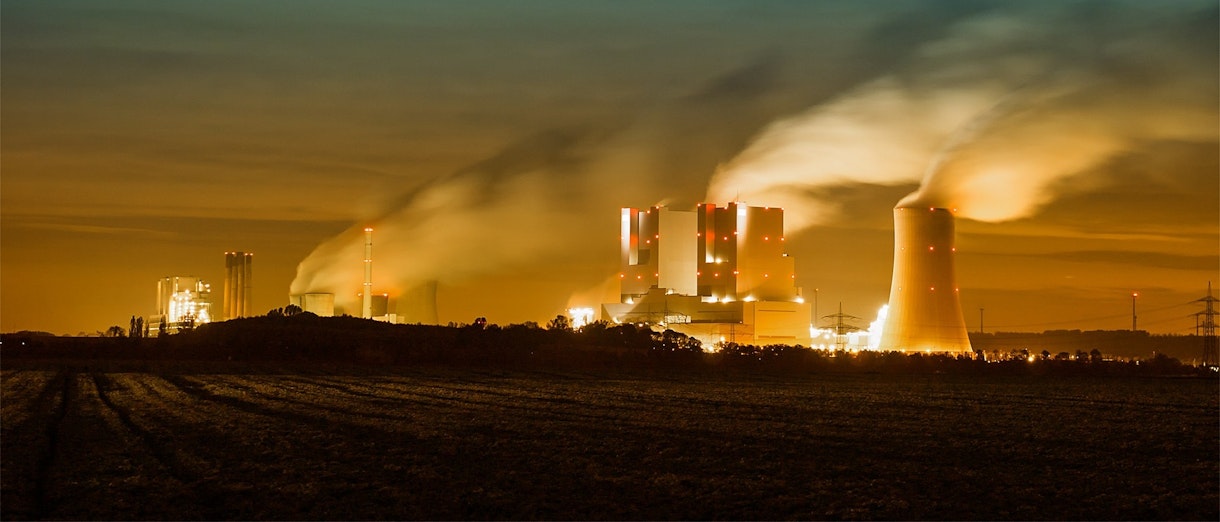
[[878, 207, 973, 353], [223, 251, 253, 320], [604, 203, 812, 347], [151, 276, 212, 335]]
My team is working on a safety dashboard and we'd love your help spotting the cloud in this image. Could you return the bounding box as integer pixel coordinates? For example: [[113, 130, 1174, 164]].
[[1046, 250, 1219, 271], [707, 2, 1219, 228]]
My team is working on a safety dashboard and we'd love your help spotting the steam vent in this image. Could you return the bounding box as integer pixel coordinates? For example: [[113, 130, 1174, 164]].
[[878, 207, 972, 353]]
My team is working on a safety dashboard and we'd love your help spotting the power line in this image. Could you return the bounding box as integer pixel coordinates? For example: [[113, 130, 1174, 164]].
[[982, 300, 1195, 330]]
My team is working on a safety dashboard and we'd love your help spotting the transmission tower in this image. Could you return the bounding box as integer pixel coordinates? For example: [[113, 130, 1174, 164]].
[[1195, 282, 1217, 368], [820, 302, 863, 351]]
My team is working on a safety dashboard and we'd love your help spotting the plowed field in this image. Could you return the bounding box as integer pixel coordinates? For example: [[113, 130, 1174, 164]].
[[3, 365, 1216, 520]]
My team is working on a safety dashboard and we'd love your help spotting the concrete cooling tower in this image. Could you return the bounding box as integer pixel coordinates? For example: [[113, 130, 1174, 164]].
[[878, 207, 972, 353]]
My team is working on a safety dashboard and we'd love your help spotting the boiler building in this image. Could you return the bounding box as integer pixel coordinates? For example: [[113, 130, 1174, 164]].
[[604, 203, 811, 347]]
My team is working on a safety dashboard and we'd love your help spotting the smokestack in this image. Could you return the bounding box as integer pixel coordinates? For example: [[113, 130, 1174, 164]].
[[223, 251, 253, 320], [243, 252, 253, 317], [878, 207, 972, 353], [362, 228, 373, 319]]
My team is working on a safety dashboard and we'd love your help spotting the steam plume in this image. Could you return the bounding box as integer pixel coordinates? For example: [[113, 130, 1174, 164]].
[[708, 3, 1218, 226], [290, 59, 788, 314]]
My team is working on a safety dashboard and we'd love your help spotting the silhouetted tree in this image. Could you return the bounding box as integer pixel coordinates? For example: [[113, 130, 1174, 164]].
[[656, 329, 702, 352], [104, 325, 125, 338], [267, 307, 285, 318], [547, 315, 571, 331], [284, 304, 303, 317], [473, 317, 488, 329], [129, 316, 145, 339]]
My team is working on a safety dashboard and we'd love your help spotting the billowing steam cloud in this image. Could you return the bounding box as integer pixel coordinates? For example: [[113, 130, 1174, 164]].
[[290, 59, 791, 314], [293, 2, 1217, 318], [708, 2, 1218, 226], [290, 129, 611, 313]]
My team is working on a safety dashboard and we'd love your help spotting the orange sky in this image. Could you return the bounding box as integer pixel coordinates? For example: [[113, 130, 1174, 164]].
[[2, 1, 1216, 336]]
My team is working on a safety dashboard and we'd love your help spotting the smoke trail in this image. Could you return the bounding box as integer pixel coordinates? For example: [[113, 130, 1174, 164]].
[[708, 2, 1218, 226], [290, 57, 794, 315], [290, 128, 613, 314]]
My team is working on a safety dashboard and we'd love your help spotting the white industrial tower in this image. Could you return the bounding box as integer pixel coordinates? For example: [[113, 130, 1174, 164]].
[[362, 227, 373, 319]]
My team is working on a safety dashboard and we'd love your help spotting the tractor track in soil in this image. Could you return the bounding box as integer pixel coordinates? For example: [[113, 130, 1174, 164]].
[[28, 371, 73, 520], [89, 373, 227, 520]]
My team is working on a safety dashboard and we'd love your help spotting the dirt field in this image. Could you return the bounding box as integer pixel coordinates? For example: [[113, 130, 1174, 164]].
[[3, 364, 1216, 520]]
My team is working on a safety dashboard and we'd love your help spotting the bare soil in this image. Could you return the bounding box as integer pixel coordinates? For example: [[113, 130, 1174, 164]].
[[3, 364, 1216, 520]]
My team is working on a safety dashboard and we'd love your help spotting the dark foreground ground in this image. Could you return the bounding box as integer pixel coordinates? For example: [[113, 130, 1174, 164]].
[[2, 362, 1216, 520]]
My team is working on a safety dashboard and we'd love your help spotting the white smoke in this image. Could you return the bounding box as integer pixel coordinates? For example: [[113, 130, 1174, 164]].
[[290, 57, 793, 313], [291, 3, 1217, 316], [708, 3, 1218, 225]]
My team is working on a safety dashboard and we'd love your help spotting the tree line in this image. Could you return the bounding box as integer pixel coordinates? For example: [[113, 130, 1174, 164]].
[[2, 313, 1213, 377]]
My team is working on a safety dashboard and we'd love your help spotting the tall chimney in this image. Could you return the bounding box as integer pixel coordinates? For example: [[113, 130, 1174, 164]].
[[242, 252, 253, 317], [878, 207, 972, 353], [223, 251, 253, 320], [362, 227, 373, 319]]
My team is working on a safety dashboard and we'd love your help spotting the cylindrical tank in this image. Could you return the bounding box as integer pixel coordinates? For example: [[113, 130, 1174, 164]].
[[878, 207, 972, 353]]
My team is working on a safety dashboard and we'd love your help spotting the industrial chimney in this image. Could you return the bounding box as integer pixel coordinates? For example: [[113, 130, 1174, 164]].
[[223, 252, 253, 320], [362, 227, 373, 319], [878, 207, 972, 353]]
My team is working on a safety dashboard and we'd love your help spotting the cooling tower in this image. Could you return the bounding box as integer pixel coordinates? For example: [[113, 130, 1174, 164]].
[[878, 207, 972, 353], [396, 280, 439, 325]]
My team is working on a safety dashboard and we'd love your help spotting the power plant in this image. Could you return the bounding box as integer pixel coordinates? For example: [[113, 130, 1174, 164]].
[[604, 203, 812, 347], [223, 252, 253, 320], [878, 207, 972, 353], [152, 276, 212, 335], [144, 204, 977, 354]]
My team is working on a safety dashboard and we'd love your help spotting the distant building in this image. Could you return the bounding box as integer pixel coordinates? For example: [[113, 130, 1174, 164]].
[[604, 203, 811, 347], [152, 276, 212, 335], [223, 252, 253, 320]]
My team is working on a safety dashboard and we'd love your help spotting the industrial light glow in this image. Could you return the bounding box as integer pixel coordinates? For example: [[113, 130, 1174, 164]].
[[567, 307, 595, 329]]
